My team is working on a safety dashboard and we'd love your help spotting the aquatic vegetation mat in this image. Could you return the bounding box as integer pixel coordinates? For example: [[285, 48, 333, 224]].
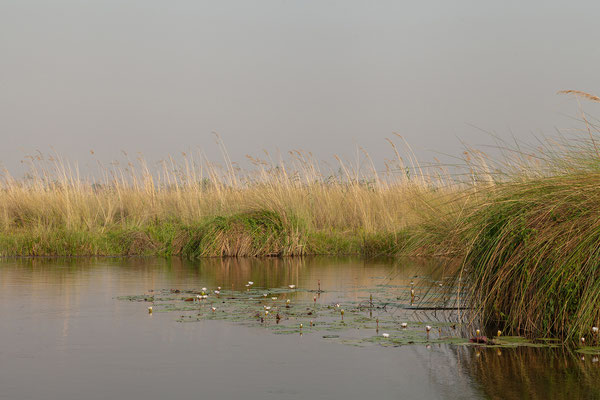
[[117, 280, 573, 351]]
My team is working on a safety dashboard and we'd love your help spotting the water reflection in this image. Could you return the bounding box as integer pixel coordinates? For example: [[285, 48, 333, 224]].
[[457, 346, 600, 400], [0, 257, 597, 400], [0, 255, 457, 301]]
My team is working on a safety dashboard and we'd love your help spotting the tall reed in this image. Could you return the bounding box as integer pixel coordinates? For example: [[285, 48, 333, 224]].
[[0, 137, 460, 256]]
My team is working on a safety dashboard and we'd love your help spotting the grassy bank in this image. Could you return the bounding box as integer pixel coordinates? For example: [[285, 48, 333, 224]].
[[0, 137, 461, 258], [0, 207, 422, 258]]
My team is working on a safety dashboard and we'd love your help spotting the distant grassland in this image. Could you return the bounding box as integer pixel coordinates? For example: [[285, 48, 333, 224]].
[[3, 91, 600, 342]]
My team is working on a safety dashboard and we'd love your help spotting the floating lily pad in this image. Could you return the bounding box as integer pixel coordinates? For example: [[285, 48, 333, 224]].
[[117, 283, 552, 350]]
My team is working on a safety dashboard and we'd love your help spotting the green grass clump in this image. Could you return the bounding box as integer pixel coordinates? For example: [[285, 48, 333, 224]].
[[463, 173, 600, 341], [179, 210, 305, 257]]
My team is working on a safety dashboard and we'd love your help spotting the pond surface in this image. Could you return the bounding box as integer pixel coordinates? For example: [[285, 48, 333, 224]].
[[1, 257, 598, 400]]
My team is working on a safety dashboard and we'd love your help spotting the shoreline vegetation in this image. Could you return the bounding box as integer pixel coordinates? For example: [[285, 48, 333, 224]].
[[2, 91, 600, 342]]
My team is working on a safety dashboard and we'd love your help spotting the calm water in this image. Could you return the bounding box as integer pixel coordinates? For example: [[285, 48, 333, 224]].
[[1, 257, 599, 400]]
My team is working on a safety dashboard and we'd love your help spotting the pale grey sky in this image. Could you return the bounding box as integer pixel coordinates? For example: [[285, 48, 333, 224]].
[[1, 0, 600, 173]]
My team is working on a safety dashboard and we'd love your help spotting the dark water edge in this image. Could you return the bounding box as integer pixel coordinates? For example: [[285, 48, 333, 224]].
[[1, 257, 599, 400]]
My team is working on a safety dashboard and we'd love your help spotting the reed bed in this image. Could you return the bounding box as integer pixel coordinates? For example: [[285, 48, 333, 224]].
[[0, 137, 464, 257]]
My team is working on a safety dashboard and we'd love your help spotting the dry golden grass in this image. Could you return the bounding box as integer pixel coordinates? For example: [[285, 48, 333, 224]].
[[0, 138, 462, 237], [558, 89, 600, 103]]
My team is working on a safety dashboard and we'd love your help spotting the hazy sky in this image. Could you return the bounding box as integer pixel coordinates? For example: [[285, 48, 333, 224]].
[[2, 0, 600, 173]]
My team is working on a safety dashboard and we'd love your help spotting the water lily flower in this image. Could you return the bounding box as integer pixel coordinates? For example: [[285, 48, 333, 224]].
[[335, 303, 340, 308], [196, 295, 202, 300], [248, 281, 254, 286], [211, 307, 216, 312], [148, 306, 153, 313], [217, 286, 222, 290], [426, 325, 431, 332], [214, 290, 220, 295], [202, 287, 207, 292], [382, 333, 390, 338], [593, 326, 599, 333], [299, 323, 303, 329], [265, 310, 269, 315], [263, 293, 268, 297], [264, 306, 271, 310], [271, 297, 277, 301], [286, 299, 291, 304], [497, 330, 502, 337], [202, 295, 208, 299], [288, 285, 296, 289], [401, 322, 408, 328], [593, 357, 599, 363], [581, 337, 586, 344], [476, 329, 481, 337], [245, 284, 250, 287]]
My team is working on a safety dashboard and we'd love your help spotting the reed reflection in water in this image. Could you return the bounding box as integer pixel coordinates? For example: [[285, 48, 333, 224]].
[[455, 346, 600, 400], [1, 256, 598, 400]]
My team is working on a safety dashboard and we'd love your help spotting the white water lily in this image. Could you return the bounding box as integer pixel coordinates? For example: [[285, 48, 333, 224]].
[[271, 297, 277, 300], [264, 306, 271, 310], [265, 310, 269, 315], [248, 281, 254, 285], [581, 337, 586, 343], [202, 295, 208, 299], [196, 295, 202, 300], [211, 307, 216, 312], [426, 325, 431, 332], [382, 333, 390, 338], [288, 285, 296, 289], [214, 290, 220, 295], [401, 323, 408, 328], [217, 286, 222, 290], [335, 303, 340, 308], [263, 293, 268, 297], [593, 326, 599, 333], [286, 299, 291, 304], [202, 287, 207, 292]]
